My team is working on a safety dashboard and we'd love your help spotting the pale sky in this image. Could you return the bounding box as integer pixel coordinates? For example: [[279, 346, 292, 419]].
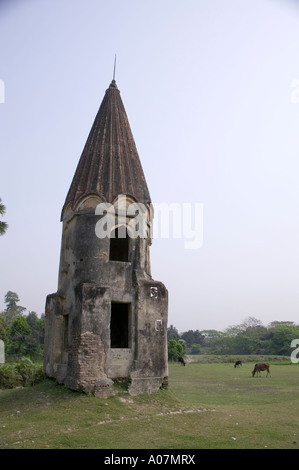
[[1, 0, 299, 332]]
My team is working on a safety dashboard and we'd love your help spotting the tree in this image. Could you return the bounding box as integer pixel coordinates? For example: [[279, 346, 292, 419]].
[[1, 291, 26, 325], [0, 317, 9, 344], [0, 198, 8, 235], [225, 317, 262, 337], [200, 330, 224, 339], [168, 339, 186, 361], [9, 316, 32, 356], [268, 321, 296, 329], [167, 324, 180, 340], [25, 311, 45, 355], [268, 323, 299, 355], [190, 344, 202, 354], [241, 316, 263, 330], [244, 325, 269, 339], [180, 329, 204, 348], [0, 294, 45, 360]]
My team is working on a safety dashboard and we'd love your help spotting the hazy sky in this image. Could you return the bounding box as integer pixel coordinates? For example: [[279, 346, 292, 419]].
[[1, 0, 299, 332]]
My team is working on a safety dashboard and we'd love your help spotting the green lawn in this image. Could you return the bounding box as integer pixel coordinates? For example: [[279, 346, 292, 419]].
[[169, 362, 299, 449], [0, 361, 298, 449]]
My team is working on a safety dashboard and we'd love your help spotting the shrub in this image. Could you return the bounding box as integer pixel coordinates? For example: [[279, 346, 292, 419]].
[[168, 339, 186, 361], [0, 363, 22, 388], [15, 357, 44, 386], [0, 357, 44, 388]]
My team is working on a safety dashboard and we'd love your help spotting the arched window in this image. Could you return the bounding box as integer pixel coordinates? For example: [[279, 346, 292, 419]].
[[109, 226, 129, 262]]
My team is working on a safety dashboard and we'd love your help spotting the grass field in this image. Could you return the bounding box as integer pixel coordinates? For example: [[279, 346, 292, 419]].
[[0, 361, 298, 449]]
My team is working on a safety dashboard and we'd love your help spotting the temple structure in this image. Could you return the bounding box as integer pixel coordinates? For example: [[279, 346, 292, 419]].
[[43, 79, 168, 397]]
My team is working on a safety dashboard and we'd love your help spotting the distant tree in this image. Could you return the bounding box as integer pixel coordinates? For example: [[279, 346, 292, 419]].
[[244, 325, 269, 340], [224, 326, 242, 337], [199, 330, 224, 350], [190, 344, 201, 354], [167, 324, 180, 340], [180, 329, 204, 348], [268, 321, 296, 329], [1, 291, 26, 325], [225, 317, 263, 337], [200, 330, 224, 339], [268, 323, 299, 355], [240, 316, 263, 330], [207, 335, 236, 354], [232, 335, 265, 355], [0, 294, 45, 360], [0, 198, 8, 235], [5, 291, 21, 310]]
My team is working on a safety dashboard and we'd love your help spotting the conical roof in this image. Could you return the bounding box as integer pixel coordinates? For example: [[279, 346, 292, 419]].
[[63, 80, 151, 214]]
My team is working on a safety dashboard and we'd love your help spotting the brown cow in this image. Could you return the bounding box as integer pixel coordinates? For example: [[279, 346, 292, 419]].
[[252, 363, 271, 377]]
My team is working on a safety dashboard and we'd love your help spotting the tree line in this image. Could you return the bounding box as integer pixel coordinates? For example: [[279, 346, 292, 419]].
[[167, 316, 299, 360], [0, 291, 44, 361]]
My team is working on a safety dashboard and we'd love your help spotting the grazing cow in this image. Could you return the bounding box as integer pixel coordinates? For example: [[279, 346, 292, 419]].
[[178, 356, 185, 366], [234, 360, 242, 368], [252, 363, 271, 377]]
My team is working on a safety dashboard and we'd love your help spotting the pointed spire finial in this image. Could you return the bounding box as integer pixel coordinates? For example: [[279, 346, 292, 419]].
[[109, 54, 118, 89]]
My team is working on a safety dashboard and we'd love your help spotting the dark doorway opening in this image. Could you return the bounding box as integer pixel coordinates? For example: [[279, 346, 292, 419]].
[[109, 226, 129, 262], [110, 303, 130, 348]]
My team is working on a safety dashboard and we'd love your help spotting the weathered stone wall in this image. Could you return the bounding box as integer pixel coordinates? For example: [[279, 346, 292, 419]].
[[106, 348, 134, 378], [129, 273, 168, 395], [44, 294, 65, 378]]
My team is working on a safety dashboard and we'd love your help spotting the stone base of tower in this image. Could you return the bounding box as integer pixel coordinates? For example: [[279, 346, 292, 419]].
[[43, 288, 114, 397], [129, 376, 168, 396], [43, 274, 168, 398]]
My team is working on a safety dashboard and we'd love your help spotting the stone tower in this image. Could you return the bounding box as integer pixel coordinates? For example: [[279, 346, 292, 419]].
[[44, 79, 168, 397]]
